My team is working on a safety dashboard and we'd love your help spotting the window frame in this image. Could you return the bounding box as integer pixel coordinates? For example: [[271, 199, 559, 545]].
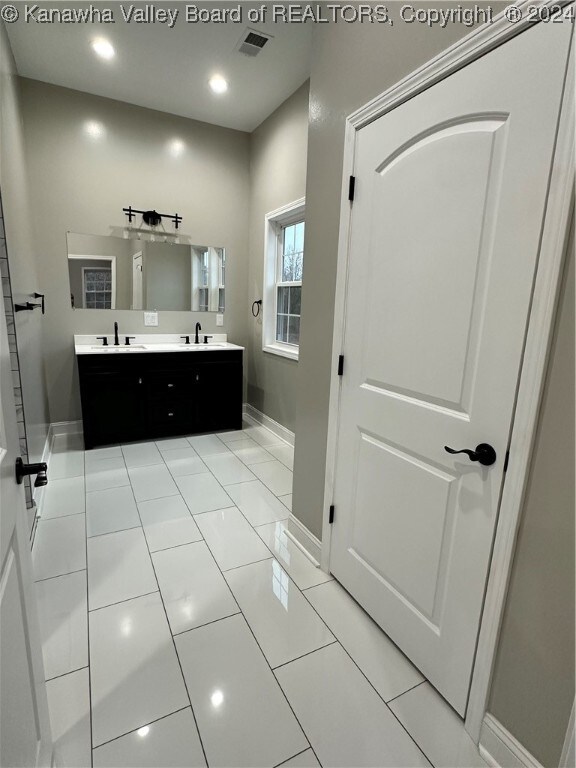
[[262, 198, 305, 361]]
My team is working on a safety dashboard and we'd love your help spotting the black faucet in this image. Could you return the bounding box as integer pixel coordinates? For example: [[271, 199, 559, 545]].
[[195, 322, 202, 344], [114, 321, 119, 346]]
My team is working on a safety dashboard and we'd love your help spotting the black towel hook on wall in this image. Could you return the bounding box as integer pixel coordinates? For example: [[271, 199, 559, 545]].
[[15, 293, 45, 315], [252, 299, 262, 318]]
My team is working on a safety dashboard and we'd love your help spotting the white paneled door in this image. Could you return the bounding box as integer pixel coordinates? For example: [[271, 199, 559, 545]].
[[331, 19, 572, 716], [0, 287, 51, 765]]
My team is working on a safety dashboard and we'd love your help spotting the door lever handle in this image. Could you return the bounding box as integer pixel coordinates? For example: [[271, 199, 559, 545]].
[[444, 443, 497, 466], [15, 457, 48, 487]]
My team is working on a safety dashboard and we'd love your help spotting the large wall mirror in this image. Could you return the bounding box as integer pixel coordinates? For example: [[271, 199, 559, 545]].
[[67, 232, 225, 312]]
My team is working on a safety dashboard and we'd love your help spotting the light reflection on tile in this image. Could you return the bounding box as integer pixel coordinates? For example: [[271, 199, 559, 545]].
[[225, 559, 335, 668]]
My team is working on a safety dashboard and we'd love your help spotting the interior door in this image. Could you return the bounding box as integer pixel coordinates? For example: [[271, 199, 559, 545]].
[[0, 288, 52, 765], [330, 19, 572, 716], [132, 251, 143, 310]]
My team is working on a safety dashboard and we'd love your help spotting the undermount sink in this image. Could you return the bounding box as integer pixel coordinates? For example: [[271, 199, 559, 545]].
[[90, 345, 147, 351], [179, 343, 225, 349]]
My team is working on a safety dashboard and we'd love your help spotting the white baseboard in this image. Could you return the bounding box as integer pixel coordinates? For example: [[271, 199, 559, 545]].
[[480, 714, 543, 768], [33, 420, 83, 521], [287, 513, 322, 566], [49, 420, 83, 437], [560, 701, 575, 768], [243, 404, 294, 446]]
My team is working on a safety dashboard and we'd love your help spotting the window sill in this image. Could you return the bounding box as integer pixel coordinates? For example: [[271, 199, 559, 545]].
[[263, 343, 299, 362]]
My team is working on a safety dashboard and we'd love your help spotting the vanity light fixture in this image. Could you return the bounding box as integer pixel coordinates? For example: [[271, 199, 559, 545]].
[[209, 74, 228, 94], [91, 37, 115, 60], [123, 206, 183, 229]]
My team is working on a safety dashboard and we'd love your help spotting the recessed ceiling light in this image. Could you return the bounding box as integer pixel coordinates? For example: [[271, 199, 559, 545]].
[[168, 138, 185, 157], [91, 37, 115, 60], [84, 120, 105, 139], [209, 75, 228, 94]]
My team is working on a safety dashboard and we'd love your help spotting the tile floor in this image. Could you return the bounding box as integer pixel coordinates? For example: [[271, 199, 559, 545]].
[[32, 423, 487, 768]]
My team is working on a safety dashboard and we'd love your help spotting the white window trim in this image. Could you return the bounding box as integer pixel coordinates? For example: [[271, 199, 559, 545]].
[[262, 197, 305, 361]]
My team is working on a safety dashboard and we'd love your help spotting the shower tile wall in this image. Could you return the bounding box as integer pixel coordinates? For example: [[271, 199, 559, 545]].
[[0, 192, 33, 512]]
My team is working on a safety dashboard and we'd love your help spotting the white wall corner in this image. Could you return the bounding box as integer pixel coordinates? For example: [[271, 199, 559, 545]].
[[480, 714, 543, 768], [242, 403, 295, 447]]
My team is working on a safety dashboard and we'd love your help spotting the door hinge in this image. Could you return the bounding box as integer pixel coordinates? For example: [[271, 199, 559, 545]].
[[348, 175, 356, 202], [329, 505, 335, 524], [503, 450, 510, 473], [337, 355, 344, 376]]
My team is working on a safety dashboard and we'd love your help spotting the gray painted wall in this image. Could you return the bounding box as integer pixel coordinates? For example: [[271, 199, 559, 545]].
[[247, 82, 309, 432], [20, 78, 250, 423], [488, 223, 575, 767], [0, 24, 49, 463]]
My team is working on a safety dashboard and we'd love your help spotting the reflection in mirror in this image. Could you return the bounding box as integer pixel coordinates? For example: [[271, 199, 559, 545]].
[[66, 232, 225, 312]]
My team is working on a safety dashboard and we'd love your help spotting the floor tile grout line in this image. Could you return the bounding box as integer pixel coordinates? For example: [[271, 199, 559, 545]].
[[34, 567, 87, 584], [270, 641, 339, 672], [37, 508, 85, 522], [82, 449, 95, 768], [87, 523, 142, 541], [300, 579, 334, 592], [300, 587, 434, 767], [221, 555, 274, 574], [126, 477, 211, 768], [91, 705, 191, 753], [147, 537, 205, 555], [45, 664, 89, 683], [171, 609, 242, 639], [385, 679, 428, 705], [190, 503, 236, 518], [273, 747, 313, 768], [88, 589, 160, 614]]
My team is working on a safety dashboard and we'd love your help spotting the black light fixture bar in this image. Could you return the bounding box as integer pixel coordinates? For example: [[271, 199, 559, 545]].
[[123, 206, 182, 229]]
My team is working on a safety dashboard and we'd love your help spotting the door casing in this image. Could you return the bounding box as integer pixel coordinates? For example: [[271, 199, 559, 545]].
[[321, 0, 574, 742]]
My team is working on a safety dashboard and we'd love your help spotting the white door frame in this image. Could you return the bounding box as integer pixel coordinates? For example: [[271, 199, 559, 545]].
[[321, 0, 574, 743], [68, 254, 117, 310]]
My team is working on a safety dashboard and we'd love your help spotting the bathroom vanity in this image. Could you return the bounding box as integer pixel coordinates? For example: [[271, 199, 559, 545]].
[[75, 335, 243, 449]]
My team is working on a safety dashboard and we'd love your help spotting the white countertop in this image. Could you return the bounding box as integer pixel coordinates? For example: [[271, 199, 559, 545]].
[[74, 333, 244, 355]]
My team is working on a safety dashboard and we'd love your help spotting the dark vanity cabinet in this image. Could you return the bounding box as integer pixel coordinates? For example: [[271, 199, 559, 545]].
[[77, 350, 243, 449]]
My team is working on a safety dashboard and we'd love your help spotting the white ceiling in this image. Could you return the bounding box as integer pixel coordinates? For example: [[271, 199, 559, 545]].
[[5, 3, 313, 132]]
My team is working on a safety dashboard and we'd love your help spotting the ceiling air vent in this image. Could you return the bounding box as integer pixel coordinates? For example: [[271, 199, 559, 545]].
[[236, 28, 273, 57]]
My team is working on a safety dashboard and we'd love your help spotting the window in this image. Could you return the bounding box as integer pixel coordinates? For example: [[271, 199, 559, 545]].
[[263, 198, 305, 361], [83, 267, 112, 309]]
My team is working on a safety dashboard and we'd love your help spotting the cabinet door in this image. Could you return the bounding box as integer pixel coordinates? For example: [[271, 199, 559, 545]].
[[195, 362, 242, 433], [81, 372, 144, 447]]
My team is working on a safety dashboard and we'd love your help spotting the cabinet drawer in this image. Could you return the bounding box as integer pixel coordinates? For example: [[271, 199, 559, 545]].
[[146, 372, 194, 398], [149, 401, 195, 427]]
